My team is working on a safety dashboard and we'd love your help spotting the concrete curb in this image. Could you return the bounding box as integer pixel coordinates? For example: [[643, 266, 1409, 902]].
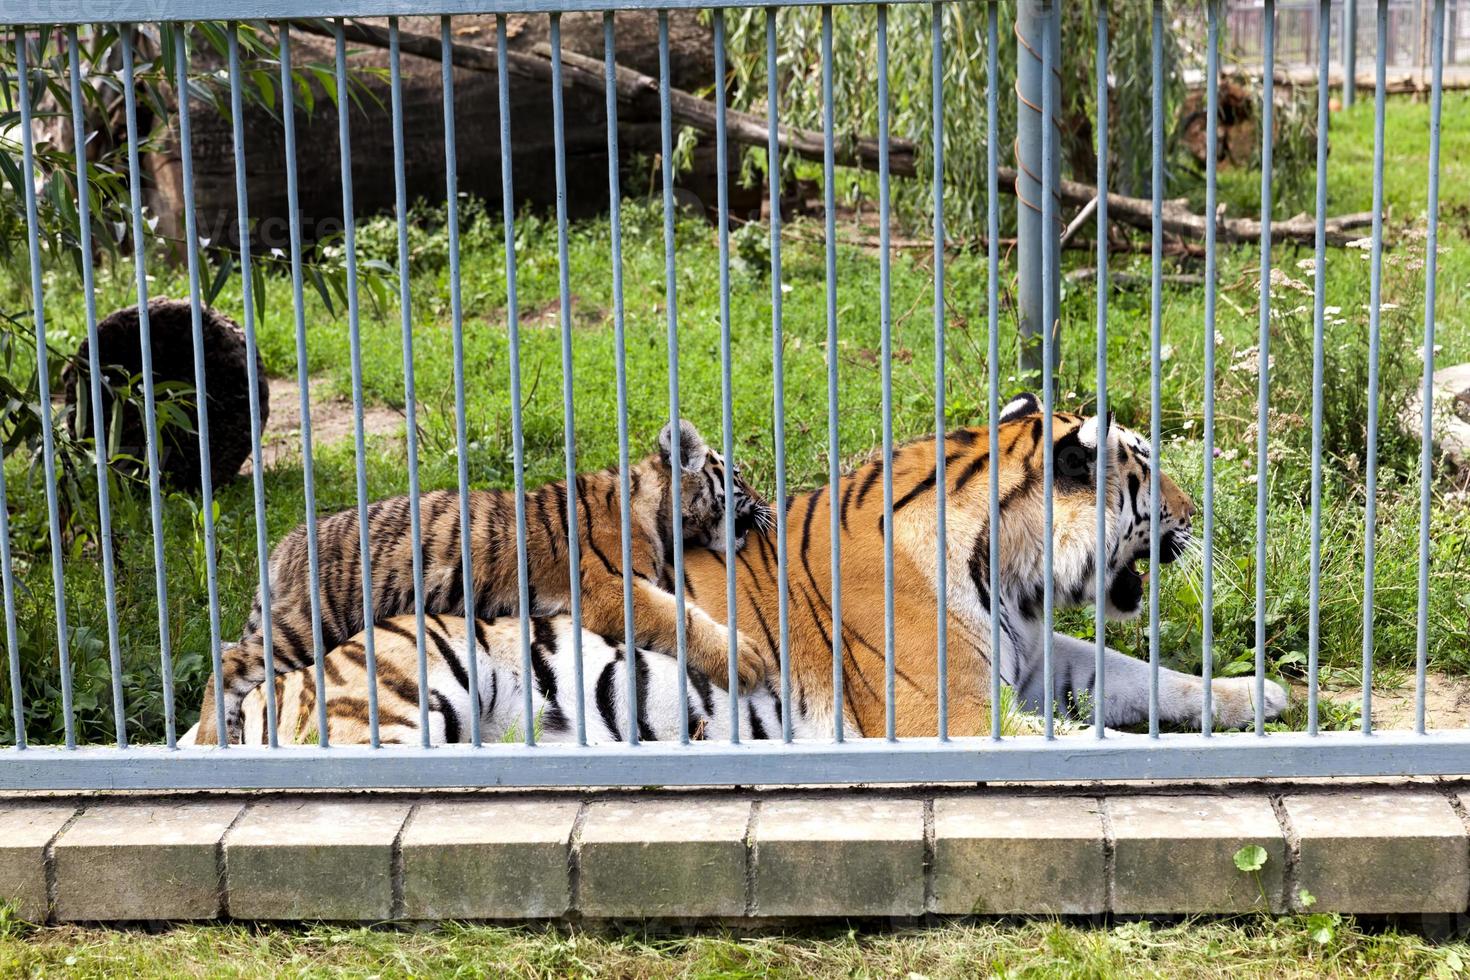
[[2, 782, 1467, 923]]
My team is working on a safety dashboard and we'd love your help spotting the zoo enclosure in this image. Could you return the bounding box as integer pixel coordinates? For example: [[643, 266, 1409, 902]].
[[0, 0, 1459, 789]]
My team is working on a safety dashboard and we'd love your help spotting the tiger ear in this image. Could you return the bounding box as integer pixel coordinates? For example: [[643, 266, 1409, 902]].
[[1077, 410, 1118, 450], [999, 392, 1041, 423], [659, 418, 710, 473]]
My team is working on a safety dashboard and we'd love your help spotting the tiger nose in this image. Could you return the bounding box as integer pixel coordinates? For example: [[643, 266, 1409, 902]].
[[1178, 496, 1198, 523]]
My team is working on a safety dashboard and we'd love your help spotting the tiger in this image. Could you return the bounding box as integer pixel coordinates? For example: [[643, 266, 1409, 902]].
[[179, 613, 789, 746], [193, 419, 776, 744], [667, 392, 1289, 736]]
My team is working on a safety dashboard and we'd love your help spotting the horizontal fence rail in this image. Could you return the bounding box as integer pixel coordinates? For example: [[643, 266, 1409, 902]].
[[0, 0, 1462, 790]]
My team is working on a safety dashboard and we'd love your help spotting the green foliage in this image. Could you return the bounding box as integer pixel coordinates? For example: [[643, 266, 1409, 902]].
[[1233, 844, 1268, 873], [714, 2, 1201, 239], [4, 917, 1470, 976]]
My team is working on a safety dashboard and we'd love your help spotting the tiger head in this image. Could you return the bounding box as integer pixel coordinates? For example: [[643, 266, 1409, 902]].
[[658, 419, 774, 555], [998, 393, 1196, 621]]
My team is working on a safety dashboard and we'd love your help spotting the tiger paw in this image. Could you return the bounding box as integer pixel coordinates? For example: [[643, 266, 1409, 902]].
[[1211, 676, 1288, 729], [733, 630, 775, 695]]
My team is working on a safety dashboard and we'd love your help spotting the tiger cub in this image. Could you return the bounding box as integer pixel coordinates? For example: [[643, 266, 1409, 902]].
[[195, 420, 775, 743], [181, 613, 793, 746]]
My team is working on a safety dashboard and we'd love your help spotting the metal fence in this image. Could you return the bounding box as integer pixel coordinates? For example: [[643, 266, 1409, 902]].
[[1227, 0, 1469, 69], [0, 0, 1460, 790]]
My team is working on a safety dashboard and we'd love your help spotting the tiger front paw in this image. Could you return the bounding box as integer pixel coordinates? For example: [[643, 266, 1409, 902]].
[[1211, 676, 1288, 729], [733, 630, 775, 695]]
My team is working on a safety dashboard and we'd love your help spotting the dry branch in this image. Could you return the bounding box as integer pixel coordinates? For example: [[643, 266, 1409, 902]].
[[992, 167, 1375, 246]]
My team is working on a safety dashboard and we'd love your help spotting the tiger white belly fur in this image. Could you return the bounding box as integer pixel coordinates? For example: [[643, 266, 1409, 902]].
[[180, 614, 801, 746]]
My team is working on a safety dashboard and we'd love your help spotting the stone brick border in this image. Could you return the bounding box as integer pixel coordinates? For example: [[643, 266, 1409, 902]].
[[2, 782, 1467, 922]]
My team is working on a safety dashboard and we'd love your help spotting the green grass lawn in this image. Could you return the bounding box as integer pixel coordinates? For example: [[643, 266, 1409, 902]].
[[3, 917, 1468, 978], [1, 93, 1468, 744]]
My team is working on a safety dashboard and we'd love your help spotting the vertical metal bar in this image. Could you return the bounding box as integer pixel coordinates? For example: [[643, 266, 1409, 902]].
[[1148, 0, 1164, 738], [932, 2, 949, 743], [388, 19, 432, 744], [496, 14, 535, 747], [1307, 0, 1331, 735], [1041, 0, 1056, 740], [1015, 0, 1051, 384], [280, 24, 330, 748], [177, 26, 225, 752], [1345, 0, 1359, 107], [1416, 0, 1446, 736], [68, 27, 127, 748], [877, 4, 896, 743], [657, 11, 692, 743], [987, 0, 1003, 741], [0, 447, 20, 746], [441, 15, 482, 746], [333, 19, 381, 747], [18, 34, 76, 750], [548, 13, 581, 748], [1093, 1, 1110, 738], [1202, 0, 1221, 736], [766, 6, 793, 744], [1254, 0, 1276, 738], [228, 23, 277, 749], [1362, 0, 1389, 737], [822, 5, 843, 744], [120, 27, 174, 748], [0, 37, 25, 740], [604, 13, 639, 745], [714, 11, 741, 741]]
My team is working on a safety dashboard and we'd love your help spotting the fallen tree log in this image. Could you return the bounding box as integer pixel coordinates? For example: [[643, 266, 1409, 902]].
[[301, 17, 920, 178]]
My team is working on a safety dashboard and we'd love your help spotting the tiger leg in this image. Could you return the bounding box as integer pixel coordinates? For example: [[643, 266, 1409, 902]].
[[578, 576, 769, 694], [193, 639, 272, 745], [1034, 631, 1287, 731]]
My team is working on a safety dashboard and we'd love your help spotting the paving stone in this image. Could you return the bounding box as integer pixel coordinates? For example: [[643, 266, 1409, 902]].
[[1110, 793, 1285, 913], [53, 800, 243, 921], [1284, 790, 1469, 912], [225, 799, 411, 921], [933, 795, 1105, 915], [0, 804, 77, 922], [754, 798, 924, 918], [579, 799, 750, 919], [400, 800, 579, 919]]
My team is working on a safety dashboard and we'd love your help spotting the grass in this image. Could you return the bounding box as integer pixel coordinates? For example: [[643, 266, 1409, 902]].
[[2, 917, 1469, 978], [2, 92, 1469, 743]]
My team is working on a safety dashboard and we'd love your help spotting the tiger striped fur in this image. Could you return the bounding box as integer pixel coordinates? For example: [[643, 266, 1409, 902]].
[[180, 613, 789, 746], [194, 419, 775, 744], [669, 393, 1288, 735]]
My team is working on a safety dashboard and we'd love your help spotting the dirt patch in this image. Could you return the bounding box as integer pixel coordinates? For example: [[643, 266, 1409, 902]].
[[520, 293, 605, 330], [1294, 671, 1470, 731], [239, 376, 407, 475]]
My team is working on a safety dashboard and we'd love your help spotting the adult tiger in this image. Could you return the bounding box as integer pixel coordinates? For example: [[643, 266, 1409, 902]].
[[676, 393, 1287, 736], [193, 420, 775, 744]]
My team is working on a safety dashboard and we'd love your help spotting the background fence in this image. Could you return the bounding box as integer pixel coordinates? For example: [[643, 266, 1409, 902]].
[[0, 0, 1463, 789], [1226, 0, 1469, 68]]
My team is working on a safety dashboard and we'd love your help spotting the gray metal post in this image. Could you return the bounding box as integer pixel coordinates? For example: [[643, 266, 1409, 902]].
[[1015, 0, 1061, 389], [1344, 0, 1358, 107]]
